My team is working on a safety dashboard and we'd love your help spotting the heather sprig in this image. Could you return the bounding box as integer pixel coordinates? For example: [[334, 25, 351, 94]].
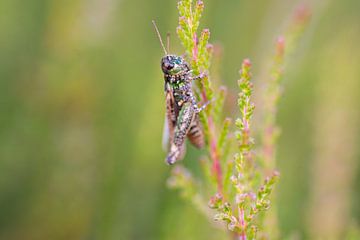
[[210, 60, 280, 239], [177, 0, 224, 192], [261, 5, 311, 169], [167, 165, 211, 218], [167, 1, 310, 239]]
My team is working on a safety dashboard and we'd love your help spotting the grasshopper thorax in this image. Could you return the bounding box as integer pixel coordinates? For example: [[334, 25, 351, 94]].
[[161, 55, 189, 76]]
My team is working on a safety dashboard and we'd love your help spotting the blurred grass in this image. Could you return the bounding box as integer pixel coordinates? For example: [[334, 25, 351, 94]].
[[0, 0, 359, 239]]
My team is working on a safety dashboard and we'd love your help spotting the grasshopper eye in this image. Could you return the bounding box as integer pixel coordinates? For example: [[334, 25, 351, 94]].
[[165, 62, 174, 70], [162, 60, 174, 73]]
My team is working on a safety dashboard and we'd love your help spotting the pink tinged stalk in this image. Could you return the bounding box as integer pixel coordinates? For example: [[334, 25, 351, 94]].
[[191, 35, 222, 192], [276, 36, 285, 57], [293, 4, 311, 25], [242, 107, 250, 145], [199, 81, 222, 193], [184, 2, 222, 192], [262, 37, 285, 166], [238, 206, 246, 240], [208, 115, 223, 192]]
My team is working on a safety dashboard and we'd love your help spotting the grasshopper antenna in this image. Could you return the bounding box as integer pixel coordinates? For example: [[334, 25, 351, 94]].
[[166, 32, 170, 53], [152, 20, 168, 55]]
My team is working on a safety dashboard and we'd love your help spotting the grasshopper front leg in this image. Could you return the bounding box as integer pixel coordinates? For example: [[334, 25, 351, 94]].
[[191, 72, 207, 82], [166, 102, 195, 165]]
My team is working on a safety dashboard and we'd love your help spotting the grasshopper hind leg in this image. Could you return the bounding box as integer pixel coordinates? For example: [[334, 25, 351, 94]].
[[166, 102, 195, 165], [187, 114, 204, 148]]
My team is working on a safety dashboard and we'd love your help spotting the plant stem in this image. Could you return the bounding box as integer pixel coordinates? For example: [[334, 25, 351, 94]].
[[201, 90, 223, 193], [239, 206, 247, 240]]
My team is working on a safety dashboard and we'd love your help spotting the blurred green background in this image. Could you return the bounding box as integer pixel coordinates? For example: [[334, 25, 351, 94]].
[[0, 0, 359, 239]]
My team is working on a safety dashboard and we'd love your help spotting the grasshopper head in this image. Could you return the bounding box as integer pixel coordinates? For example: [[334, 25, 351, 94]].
[[161, 55, 187, 75]]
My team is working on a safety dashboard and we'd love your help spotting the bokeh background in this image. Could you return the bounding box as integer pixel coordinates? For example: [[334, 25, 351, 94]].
[[0, 0, 359, 239]]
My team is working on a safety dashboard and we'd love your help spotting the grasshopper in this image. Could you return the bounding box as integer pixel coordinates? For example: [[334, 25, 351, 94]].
[[152, 21, 209, 165]]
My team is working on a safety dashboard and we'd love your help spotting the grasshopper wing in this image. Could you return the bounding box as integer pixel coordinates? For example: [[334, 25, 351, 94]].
[[162, 90, 177, 151], [162, 116, 170, 151]]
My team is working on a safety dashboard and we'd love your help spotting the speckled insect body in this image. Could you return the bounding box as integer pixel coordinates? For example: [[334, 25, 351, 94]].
[[161, 55, 207, 165], [152, 21, 208, 165]]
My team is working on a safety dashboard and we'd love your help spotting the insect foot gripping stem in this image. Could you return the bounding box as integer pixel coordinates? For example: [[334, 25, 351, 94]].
[[194, 100, 211, 113], [192, 72, 208, 81]]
